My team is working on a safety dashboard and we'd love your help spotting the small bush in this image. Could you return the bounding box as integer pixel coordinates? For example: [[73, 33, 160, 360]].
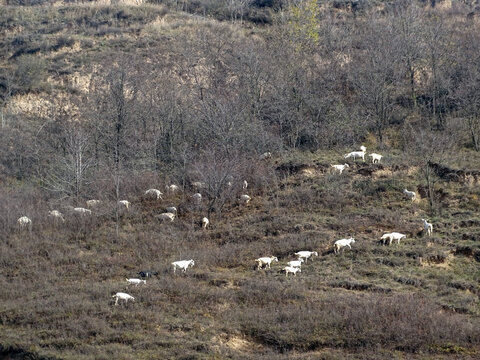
[[14, 54, 47, 93]]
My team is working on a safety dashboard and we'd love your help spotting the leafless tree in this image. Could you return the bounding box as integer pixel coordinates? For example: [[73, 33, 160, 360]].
[[391, 0, 424, 108], [350, 14, 400, 143], [422, 11, 452, 130], [452, 28, 480, 151], [41, 124, 95, 201], [405, 123, 455, 212]]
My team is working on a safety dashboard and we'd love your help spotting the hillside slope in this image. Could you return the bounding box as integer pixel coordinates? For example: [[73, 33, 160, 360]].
[[1, 151, 480, 359], [1, 2, 480, 359]]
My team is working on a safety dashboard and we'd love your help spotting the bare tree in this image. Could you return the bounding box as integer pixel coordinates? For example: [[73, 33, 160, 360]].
[[392, 0, 424, 108], [423, 11, 452, 130], [89, 64, 138, 238], [405, 124, 455, 212], [351, 14, 400, 143], [41, 123, 95, 201], [453, 28, 480, 151], [191, 148, 246, 217]]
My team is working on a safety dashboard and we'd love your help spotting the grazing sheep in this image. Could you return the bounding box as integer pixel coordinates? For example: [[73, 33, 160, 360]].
[[344, 151, 366, 162], [49, 210, 64, 222], [73, 207, 91, 215], [284, 266, 301, 277], [381, 232, 406, 245], [202, 217, 209, 229], [157, 212, 175, 222], [166, 206, 177, 214], [259, 152, 272, 160], [126, 278, 146, 286], [118, 200, 130, 209], [331, 163, 349, 174], [137, 271, 158, 278], [192, 181, 206, 190], [368, 153, 383, 164], [403, 189, 416, 201], [165, 184, 179, 194], [172, 259, 195, 273], [422, 219, 433, 237], [360, 145, 367, 152], [112, 292, 135, 306], [17, 216, 32, 229], [240, 194, 251, 204], [294, 251, 318, 262], [192, 193, 202, 203], [243, 180, 248, 190], [145, 189, 163, 200], [255, 256, 278, 270], [86, 199, 101, 208], [287, 259, 304, 268], [333, 237, 356, 254]]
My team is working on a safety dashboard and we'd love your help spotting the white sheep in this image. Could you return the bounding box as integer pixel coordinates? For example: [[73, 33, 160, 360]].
[[17, 216, 32, 229], [259, 152, 272, 160], [145, 189, 163, 200], [202, 217, 209, 229], [380, 232, 406, 245], [331, 163, 349, 174], [243, 180, 248, 190], [287, 259, 304, 268], [166, 206, 177, 214], [165, 184, 179, 193], [403, 189, 416, 201], [73, 207, 91, 215], [158, 212, 175, 222], [240, 194, 251, 204], [192, 193, 202, 203], [126, 278, 146, 286], [344, 151, 366, 162], [294, 251, 318, 262], [112, 292, 135, 306], [368, 153, 383, 164], [86, 199, 101, 208], [192, 181, 206, 190], [360, 145, 367, 152], [172, 259, 195, 273], [255, 256, 278, 270], [49, 210, 64, 222], [421, 219, 433, 237], [284, 266, 301, 277], [333, 237, 356, 254], [118, 200, 130, 209]]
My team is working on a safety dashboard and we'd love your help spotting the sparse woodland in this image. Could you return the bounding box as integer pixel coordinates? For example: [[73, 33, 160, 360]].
[[1, 0, 480, 359]]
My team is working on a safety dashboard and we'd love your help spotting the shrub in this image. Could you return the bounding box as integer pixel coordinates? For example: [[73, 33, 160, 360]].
[[14, 54, 47, 93]]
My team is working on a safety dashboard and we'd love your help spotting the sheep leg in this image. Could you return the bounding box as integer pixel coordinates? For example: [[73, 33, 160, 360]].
[[114, 297, 118, 306]]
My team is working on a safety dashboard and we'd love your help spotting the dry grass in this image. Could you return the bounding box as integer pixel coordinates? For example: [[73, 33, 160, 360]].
[[1, 152, 480, 359]]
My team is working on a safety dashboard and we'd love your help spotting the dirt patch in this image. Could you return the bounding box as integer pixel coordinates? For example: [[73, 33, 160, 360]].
[[429, 162, 480, 185], [213, 333, 264, 353], [300, 166, 324, 178], [420, 252, 454, 268], [6, 92, 79, 120], [372, 168, 394, 179]]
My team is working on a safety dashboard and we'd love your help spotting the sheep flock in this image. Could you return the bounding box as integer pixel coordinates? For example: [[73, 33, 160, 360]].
[[14, 147, 438, 307]]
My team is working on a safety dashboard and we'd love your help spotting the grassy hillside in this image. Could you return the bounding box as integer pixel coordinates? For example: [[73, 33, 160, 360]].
[[0, 1, 480, 359], [1, 149, 480, 359]]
